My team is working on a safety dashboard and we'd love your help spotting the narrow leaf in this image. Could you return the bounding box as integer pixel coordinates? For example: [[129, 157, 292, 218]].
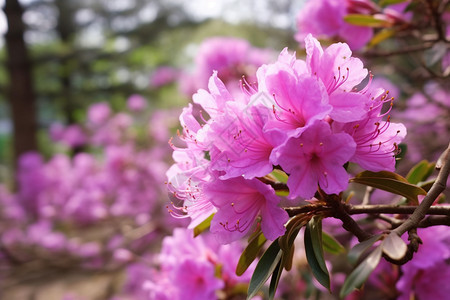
[[419, 179, 436, 192], [304, 217, 330, 290], [382, 233, 407, 260], [348, 234, 383, 265], [283, 242, 295, 271], [275, 190, 289, 197], [340, 246, 383, 298], [350, 171, 427, 205], [379, 0, 408, 6], [406, 160, 435, 185], [279, 214, 308, 271], [270, 169, 289, 183], [236, 231, 267, 276], [344, 14, 390, 27], [369, 28, 395, 47], [247, 239, 282, 300], [268, 258, 283, 300], [193, 213, 214, 237], [322, 232, 345, 255]]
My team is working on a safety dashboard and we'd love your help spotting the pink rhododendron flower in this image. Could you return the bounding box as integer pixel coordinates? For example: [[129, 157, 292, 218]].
[[87, 102, 111, 125], [168, 35, 405, 244], [181, 37, 274, 96], [261, 65, 332, 137], [125, 228, 255, 299], [295, 0, 373, 50], [149, 66, 179, 88], [397, 226, 450, 300], [207, 102, 285, 179], [204, 176, 288, 244], [273, 120, 356, 199], [127, 94, 147, 112]]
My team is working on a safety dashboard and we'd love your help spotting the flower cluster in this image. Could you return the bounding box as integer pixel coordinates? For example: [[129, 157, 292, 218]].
[[167, 35, 406, 244], [122, 228, 255, 300], [179, 37, 274, 96], [295, 0, 412, 50], [0, 99, 183, 271], [394, 81, 450, 163], [397, 226, 450, 299]]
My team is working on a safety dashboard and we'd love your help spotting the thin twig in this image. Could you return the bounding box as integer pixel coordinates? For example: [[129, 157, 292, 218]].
[[365, 43, 434, 57], [394, 143, 450, 235], [348, 204, 450, 215]]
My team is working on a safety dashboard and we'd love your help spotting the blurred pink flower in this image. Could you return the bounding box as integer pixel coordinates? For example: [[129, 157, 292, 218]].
[[87, 102, 111, 125], [180, 37, 274, 96], [127, 94, 147, 112]]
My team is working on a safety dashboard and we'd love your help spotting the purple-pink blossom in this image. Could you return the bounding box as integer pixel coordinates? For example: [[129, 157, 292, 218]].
[[180, 37, 274, 96], [273, 120, 356, 199], [168, 35, 406, 245], [295, 0, 373, 50], [204, 176, 288, 244]]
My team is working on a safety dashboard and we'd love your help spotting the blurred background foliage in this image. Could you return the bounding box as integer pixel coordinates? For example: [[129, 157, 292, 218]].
[[0, 0, 302, 170]]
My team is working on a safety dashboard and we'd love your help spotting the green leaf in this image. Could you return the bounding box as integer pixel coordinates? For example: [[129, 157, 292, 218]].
[[268, 258, 283, 300], [344, 14, 390, 28], [350, 171, 427, 205], [322, 232, 345, 255], [348, 235, 383, 265], [340, 246, 383, 298], [419, 179, 436, 192], [270, 169, 289, 183], [247, 238, 283, 300], [193, 213, 214, 237], [304, 217, 330, 291], [382, 232, 407, 260], [379, 0, 408, 7], [406, 160, 436, 185], [369, 28, 396, 47], [236, 231, 267, 276], [279, 214, 309, 271], [275, 190, 290, 197]]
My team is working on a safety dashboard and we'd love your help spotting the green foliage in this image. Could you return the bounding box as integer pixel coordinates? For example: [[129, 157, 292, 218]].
[[344, 14, 391, 28], [304, 217, 330, 291], [270, 169, 289, 183], [340, 246, 383, 298], [369, 28, 396, 47], [247, 238, 283, 300], [279, 214, 309, 271], [350, 171, 427, 205], [348, 235, 383, 265], [236, 230, 267, 276], [406, 160, 436, 185], [322, 232, 346, 255], [193, 213, 214, 237], [379, 0, 409, 7]]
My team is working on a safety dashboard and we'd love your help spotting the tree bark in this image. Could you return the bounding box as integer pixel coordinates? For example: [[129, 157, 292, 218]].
[[3, 0, 38, 168]]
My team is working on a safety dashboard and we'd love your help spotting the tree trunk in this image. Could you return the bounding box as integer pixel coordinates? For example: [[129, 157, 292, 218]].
[[3, 0, 38, 168]]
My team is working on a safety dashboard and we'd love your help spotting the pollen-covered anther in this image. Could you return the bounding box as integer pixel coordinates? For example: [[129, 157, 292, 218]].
[[319, 142, 324, 146]]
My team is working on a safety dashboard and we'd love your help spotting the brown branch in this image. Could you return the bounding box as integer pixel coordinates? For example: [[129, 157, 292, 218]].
[[425, 0, 446, 41], [347, 204, 450, 215], [364, 43, 434, 57], [394, 142, 450, 236], [326, 195, 373, 242], [418, 215, 450, 227], [285, 204, 450, 218]]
